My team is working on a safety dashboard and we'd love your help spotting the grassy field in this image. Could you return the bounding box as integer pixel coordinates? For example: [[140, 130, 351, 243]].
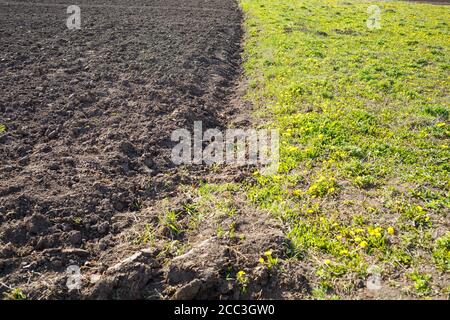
[[237, 0, 449, 298], [168, 0, 449, 299]]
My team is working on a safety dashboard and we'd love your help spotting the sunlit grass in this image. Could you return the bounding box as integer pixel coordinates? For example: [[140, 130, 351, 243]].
[[240, 0, 449, 298]]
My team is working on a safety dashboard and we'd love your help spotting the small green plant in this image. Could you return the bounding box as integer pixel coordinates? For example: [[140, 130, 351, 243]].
[[3, 288, 27, 300], [228, 221, 237, 239], [354, 175, 377, 189], [236, 270, 249, 293], [312, 281, 334, 300], [129, 199, 142, 211], [72, 217, 82, 225], [0, 124, 6, 133], [259, 250, 279, 270], [402, 205, 432, 228], [424, 105, 449, 119], [134, 223, 154, 245], [160, 210, 182, 237], [433, 232, 450, 272], [312, 285, 328, 300], [225, 267, 234, 281], [216, 225, 225, 238], [184, 203, 204, 230], [389, 247, 413, 267], [157, 240, 185, 258], [409, 271, 432, 296], [307, 176, 338, 197]]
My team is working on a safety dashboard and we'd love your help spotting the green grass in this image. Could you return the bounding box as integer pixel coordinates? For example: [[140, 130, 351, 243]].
[[433, 232, 450, 272], [3, 288, 27, 300], [409, 271, 432, 296], [239, 0, 449, 298]]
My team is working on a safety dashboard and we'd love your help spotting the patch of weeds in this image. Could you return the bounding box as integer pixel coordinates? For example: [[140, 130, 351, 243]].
[[401, 205, 432, 228], [317, 260, 349, 279], [386, 247, 413, 267], [259, 250, 279, 270], [424, 105, 449, 120], [353, 175, 377, 189], [216, 225, 225, 238], [72, 217, 82, 225], [409, 271, 432, 296], [312, 284, 328, 300], [129, 199, 142, 212], [433, 232, 450, 272], [312, 281, 339, 300], [216, 222, 239, 240], [184, 203, 204, 230], [217, 200, 238, 218], [157, 240, 186, 258], [228, 221, 237, 239], [307, 175, 338, 197], [3, 288, 27, 300], [160, 210, 182, 238], [134, 223, 154, 245]]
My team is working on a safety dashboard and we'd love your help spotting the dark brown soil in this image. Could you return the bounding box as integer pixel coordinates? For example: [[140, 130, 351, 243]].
[[0, 0, 262, 299]]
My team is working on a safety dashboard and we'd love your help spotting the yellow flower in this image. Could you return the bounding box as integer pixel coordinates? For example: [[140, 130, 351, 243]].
[[436, 122, 446, 127], [387, 227, 395, 235], [324, 259, 331, 265], [371, 228, 382, 238], [360, 241, 368, 248], [354, 236, 362, 243], [264, 250, 272, 256], [259, 258, 265, 264], [287, 146, 299, 152]]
